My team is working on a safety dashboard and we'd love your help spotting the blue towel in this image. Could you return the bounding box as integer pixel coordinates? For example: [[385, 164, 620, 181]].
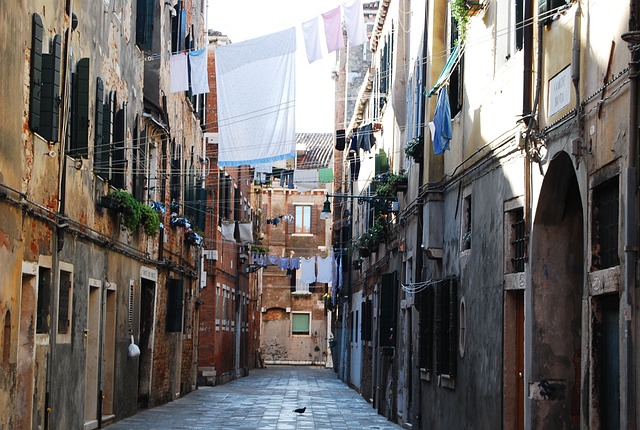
[[433, 87, 452, 155]]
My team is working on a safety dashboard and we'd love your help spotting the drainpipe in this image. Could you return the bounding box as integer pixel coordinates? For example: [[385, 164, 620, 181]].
[[622, 18, 639, 429]]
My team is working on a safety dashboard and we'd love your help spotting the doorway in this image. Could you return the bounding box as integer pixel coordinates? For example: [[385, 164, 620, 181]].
[[530, 152, 583, 428]]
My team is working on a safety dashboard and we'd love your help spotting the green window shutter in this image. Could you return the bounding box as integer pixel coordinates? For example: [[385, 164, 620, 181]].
[[71, 58, 90, 158], [29, 14, 44, 133], [94, 77, 104, 164], [136, 0, 155, 51], [196, 180, 207, 231], [112, 105, 126, 189], [40, 35, 61, 143], [95, 92, 113, 179], [292, 313, 310, 334], [166, 279, 184, 333], [133, 124, 146, 201], [380, 272, 397, 347]]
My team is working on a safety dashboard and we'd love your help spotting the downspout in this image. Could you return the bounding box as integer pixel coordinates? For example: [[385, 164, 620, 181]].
[[622, 4, 639, 426], [47, 4, 75, 428]]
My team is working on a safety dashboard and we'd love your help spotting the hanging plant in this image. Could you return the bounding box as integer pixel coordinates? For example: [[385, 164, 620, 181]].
[[405, 135, 424, 163], [140, 204, 160, 236], [109, 189, 143, 231], [451, 0, 472, 43], [108, 189, 160, 235]]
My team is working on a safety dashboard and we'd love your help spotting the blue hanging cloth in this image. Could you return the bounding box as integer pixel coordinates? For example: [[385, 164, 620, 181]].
[[433, 87, 452, 155]]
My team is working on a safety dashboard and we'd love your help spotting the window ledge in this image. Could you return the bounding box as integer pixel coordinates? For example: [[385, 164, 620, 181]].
[[292, 233, 314, 237], [438, 374, 455, 389]]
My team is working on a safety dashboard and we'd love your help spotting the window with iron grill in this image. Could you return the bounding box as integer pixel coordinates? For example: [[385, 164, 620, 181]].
[[592, 177, 619, 270], [57, 270, 72, 334], [511, 208, 526, 272], [36, 267, 52, 334]]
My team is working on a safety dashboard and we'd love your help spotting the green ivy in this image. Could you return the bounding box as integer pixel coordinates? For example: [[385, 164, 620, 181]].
[[109, 189, 159, 235], [451, 0, 471, 44]]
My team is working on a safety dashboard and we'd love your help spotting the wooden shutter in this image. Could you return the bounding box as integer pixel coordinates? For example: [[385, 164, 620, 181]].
[[29, 14, 44, 133], [435, 278, 457, 377], [379, 272, 397, 347], [419, 285, 434, 371], [112, 104, 126, 189], [166, 279, 184, 332], [136, 0, 154, 51], [95, 91, 113, 179], [40, 35, 61, 142], [71, 58, 90, 158], [94, 77, 104, 156]]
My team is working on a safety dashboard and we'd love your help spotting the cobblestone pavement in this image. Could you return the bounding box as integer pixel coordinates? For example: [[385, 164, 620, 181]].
[[105, 365, 401, 430]]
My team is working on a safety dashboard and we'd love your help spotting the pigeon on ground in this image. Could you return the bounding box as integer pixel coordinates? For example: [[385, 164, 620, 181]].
[[293, 407, 306, 414]]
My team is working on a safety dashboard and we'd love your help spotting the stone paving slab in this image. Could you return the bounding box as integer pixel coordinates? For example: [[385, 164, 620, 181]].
[[105, 366, 401, 430]]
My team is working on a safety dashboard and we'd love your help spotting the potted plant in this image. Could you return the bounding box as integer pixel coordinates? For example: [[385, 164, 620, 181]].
[[109, 189, 143, 231], [140, 204, 160, 236], [405, 135, 424, 163]]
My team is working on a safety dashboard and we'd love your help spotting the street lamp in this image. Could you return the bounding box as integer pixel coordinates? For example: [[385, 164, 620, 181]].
[[320, 193, 397, 218]]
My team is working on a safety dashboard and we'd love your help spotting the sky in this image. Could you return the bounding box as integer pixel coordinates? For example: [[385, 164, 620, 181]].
[[207, 0, 340, 133]]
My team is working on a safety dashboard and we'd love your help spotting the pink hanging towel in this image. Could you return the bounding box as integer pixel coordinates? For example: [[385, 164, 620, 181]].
[[322, 7, 345, 53]]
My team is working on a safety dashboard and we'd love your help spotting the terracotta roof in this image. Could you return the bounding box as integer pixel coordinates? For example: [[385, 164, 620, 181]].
[[296, 133, 334, 170]]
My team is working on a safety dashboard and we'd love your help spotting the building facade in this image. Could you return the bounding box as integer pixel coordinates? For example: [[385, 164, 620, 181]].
[[333, 0, 640, 428], [0, 1, 206, 428]]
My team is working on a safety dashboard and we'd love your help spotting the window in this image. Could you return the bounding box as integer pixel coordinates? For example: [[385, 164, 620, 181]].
[[362, 298, 372, 342], [380, 272, 398, 347], [36, 267, 52, 334], [111, 103, 127, 189], [292, 313, 310, 335], [435, 278, 457, 377], [419, 285, 434, 371], [57, 270, 72, 335], [94, 89, 113, 180], [3, 310, 11, 365], [166, 279, 184, 332], [29, 15, 61, 143], [496, 0, 525, 69], [461, 193, 472, 251], [539, 0, 568, 25], [506, 207, 526, 273], [295, 205, 312, 234], [592, 177, 619, 270], [69, 58, 90, 158], [136, 0, 155, 51]]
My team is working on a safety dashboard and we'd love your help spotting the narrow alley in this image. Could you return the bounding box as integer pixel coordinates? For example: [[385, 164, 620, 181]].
[[104, 366, 401, 430]]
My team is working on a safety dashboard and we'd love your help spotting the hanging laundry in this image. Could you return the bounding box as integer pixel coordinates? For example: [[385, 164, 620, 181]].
[[349, 128, 359, 152], [280, 169, 294, 189], [318, 168, 334, 184], [170, 52, 189, 93], [300, 257, 317, 284], [221, 221, 236, 242], [335, 129, 346, 151], [188, 48, 210, 95], [302, 16, 324, 63], [238, 222, 253, 243], [294, 169, 318, 192], [215, 28, 296, 166], [268, 255, 279, 266], [432, 87, 452, 155], [278, 257, 290, 271], [322, 7, 345, 53], [290, 257, 301, 270], [343, 0, 368, 47], [316, 255, 333, 283], [252, 163, 273, 174], [357, 123, 375, 152]]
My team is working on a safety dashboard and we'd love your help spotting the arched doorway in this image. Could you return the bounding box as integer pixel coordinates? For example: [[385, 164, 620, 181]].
[[530, 152, 583, 429]]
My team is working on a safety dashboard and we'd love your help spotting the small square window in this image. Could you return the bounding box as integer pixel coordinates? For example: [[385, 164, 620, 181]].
[[292, 313, 310, 335]]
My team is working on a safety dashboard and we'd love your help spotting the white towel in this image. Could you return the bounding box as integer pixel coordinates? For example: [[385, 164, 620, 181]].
[[322, 7, 345, 53], [170, 53, 189, 93], [221, 221, 236, 242], [316, 255, 333, 283], [215, 28, 297, 166], [300, 257, 317, 284], [294, 169, 318, 192], [343, 0, 368, 47], [302, 16, 324, 63], [188, 48, 210, 95]]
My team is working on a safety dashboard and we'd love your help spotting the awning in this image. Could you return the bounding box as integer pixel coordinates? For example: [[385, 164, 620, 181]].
[[426, 44, 461, 98]]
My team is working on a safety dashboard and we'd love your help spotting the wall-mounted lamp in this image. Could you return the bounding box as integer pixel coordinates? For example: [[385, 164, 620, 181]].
[[320, 196, 332, 220]]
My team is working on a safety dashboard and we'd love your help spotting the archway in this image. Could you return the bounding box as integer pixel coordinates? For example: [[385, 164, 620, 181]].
[[530, 152, 583, 429]]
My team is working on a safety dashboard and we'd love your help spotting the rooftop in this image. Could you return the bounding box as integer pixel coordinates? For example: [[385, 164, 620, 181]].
[[296, 133, 334, 170]]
